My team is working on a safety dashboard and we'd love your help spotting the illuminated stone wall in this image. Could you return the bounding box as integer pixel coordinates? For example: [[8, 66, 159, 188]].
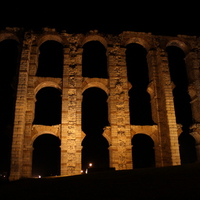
[[3, 27, 200, 180]]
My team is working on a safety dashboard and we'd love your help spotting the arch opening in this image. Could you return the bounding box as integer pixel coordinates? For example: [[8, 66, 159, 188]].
[[132, 134, 155, 169], [126, 43, 154, 125], [0, 39, 19, 174], [36, 40, 63, 78], [33, 87, 62, 126], [32, 134, 61, 177], [166, 45, 196, 164], [81, 87, 109, 170], [179, 133, 196, 164], [82, 41, 108, 78]]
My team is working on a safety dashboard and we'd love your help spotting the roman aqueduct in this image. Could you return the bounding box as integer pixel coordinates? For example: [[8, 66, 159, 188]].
[[0, 27, 200, 180]]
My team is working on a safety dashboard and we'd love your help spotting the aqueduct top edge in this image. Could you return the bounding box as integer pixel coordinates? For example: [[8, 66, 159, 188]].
[[0, 27, 198, 52]]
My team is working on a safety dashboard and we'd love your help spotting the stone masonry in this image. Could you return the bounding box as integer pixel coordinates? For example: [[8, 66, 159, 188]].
[[1, 27, 200, 180]]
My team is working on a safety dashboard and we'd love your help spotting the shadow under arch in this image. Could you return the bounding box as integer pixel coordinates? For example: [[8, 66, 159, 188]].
[[126, 42, 154, 125], [32, 134, 61, 177], [33, 87, 62, 126], [179, 132, 197, 164], [132, 133, 155, 169], [82, 40, 108, 78], [36, 40, 63, 78], [81, 87, 110, 170]]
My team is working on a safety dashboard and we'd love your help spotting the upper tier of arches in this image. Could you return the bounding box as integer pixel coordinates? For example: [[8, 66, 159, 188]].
[[0, 29, 194, 53]]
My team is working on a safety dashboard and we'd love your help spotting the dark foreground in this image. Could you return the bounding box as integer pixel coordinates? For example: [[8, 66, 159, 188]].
[[1, 164, 200, 199]]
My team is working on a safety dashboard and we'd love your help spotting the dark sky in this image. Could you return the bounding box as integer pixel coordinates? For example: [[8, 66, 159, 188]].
[[0, 3, 199, 36]]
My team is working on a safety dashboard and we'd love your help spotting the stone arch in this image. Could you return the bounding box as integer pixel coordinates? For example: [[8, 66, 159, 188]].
[[125, 37, 151, 51], [82, 35, 108, 49], [37, 34, 64, 48], [131, 125, 158, 144], [82, 78, 109, 95], [31, 124, 61, 146], [166, 39, 190, 55], [34, 79, 62, 95], [0, 33, 20, 43]]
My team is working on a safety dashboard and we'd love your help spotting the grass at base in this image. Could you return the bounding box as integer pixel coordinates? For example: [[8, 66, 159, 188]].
[[1, 163, 200, 199]]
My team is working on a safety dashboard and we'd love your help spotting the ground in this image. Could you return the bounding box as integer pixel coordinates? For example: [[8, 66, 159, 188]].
[[1, 163, 200, 199]]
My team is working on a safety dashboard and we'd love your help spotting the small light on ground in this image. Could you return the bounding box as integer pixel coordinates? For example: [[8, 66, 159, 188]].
[[89, 163, 93, 167]]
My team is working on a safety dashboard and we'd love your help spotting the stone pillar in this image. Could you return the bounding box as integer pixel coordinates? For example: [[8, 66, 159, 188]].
[[61, 41, 82, 176], [21, 44, 38, 178], [146, 49, 163, 167], [156, 48, 181, 166], [21, 145, 33, 178], [9, 33, 32, 180], [107, 45, 132, 170], [185, 50, 200, 161], [185, 51, 200, 123], [190, 124, 200, 162]]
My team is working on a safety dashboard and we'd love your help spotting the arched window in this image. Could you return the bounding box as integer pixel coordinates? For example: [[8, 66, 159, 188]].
[[166, 46, 196, 164], [32, 134, 61, 177], [33, 87, 62, 125], [82, 87, 109, 170], [36, 41, 63, 78], [82, 41, 108, 78], [132, 134, 155, 168], [126, 43, 154, 125], [0, 39, 19, 173]]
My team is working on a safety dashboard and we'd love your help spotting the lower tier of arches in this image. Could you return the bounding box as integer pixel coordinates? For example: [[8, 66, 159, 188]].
[[14, 124, 199, 178]]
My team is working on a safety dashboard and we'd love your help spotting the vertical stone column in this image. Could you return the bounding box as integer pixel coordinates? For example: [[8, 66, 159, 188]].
[[61, 38, 82, 176], [21, 44, 38, 178], [147, 49, 163, 167], [9, 33, 32, 180], [186, 50, 200, 123], [107, 45, 132, 170], [156, 48, 181, 166], [190, 124, 200, 162], [182, 46, 200, 163], [185, 50, 200, 161]]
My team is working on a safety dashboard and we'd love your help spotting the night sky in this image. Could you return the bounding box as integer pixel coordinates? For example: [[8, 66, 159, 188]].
[[0, 3, 199, 176]]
